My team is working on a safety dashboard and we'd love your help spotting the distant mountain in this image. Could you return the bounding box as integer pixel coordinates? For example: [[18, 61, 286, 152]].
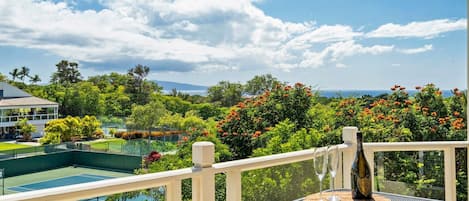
[[153, 80, 208, 91]]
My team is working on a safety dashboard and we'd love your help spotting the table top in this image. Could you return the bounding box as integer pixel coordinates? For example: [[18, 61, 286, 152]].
[[294, 189, 442, 201], [303, 191, 389, 201]]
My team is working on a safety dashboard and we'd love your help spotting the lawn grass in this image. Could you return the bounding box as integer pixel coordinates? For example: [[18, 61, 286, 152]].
[[86, 138, 178, 155], [88, 138, 126, 152], [0, 143, 32, 151]]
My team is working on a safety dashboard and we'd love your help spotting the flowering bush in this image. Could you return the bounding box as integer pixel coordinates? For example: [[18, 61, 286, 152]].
[[217, 83, 315, 159], [143, 151, 161, 168]]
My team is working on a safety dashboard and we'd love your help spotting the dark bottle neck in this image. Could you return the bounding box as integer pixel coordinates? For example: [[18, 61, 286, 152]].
[[356, 132, 363, 152]]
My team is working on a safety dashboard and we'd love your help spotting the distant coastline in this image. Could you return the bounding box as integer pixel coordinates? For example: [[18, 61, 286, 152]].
[[318, 89, 455, 98], [162, 89, 456, 98]]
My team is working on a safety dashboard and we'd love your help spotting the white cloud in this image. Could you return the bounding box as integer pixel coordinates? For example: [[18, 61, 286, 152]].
[[0, 1, 459, 73], [391, 63, 401, 67], [285, 25, 363, 50], [336, 63, 347, 68], [398, 44, 433, 54], [367, 18, 467, 38], [297, 40, 394, 68], [326, 40, 394, 61]]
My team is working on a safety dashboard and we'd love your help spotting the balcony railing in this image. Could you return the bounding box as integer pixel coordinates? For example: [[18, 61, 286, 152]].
[[0, 113, 58, 123], [0, 126, 467, 201]]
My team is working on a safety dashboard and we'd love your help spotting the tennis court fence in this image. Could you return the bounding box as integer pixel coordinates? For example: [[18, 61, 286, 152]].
[[0, 137, 180, 161], [0, 143, 73, 160]]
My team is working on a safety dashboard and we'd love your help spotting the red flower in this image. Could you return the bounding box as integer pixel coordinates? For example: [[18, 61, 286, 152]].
[[144, 151, 161, 165], [253, 131, 262, 138], [415, 86, 422, 90], [202, 130, 209, 136], [295, 82, 304, 87]]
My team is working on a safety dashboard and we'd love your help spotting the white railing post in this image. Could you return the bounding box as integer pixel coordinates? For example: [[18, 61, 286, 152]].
[[166, 179, 182, 201], [226, 170, 242, 201], [334, 149, 343, 189], [342, 127, 358, 189], [443, 147, 456, 201], [192, 142, 215, 201]]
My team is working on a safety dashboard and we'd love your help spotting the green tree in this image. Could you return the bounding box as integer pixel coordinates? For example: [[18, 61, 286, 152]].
[[0, 73, 7, 82], [51, 60, 82, 85], [127, 64, 160, 105], [41, 116, 81, 144], [15, 118, 37, 141], [244, 74, 281, 95], [81, 115, 102, 139], [103, 85, 131, 117], [208, 81, 243, 107], [77, 82, 103, 116], [126, 101, 168, 134]]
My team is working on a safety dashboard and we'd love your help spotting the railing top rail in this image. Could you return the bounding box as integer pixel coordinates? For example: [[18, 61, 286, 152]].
[[213, 144, 349, 172], [364, 141, 469, 151], [0, 168, 195, 201]]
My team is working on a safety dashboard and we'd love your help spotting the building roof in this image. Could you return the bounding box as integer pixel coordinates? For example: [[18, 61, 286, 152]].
[[0, 82, 31, 98], [0, 82, 58, 107], [0, 96, 58, 108]]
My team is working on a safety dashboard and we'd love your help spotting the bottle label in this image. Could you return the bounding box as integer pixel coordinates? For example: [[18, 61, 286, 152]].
[[358, 177, 372, 197]]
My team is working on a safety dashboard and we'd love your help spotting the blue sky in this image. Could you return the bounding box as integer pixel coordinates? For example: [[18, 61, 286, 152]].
[[0, 0, 466, 89]]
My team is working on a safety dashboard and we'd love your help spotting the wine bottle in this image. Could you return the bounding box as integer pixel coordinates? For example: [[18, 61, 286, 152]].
[[351, 131, 372, 199]]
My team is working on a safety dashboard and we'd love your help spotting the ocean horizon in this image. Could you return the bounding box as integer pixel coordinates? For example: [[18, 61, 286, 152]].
[[162, 89, 457, 98]]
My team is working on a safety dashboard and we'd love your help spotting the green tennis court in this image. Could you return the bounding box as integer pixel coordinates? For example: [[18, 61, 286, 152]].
[[3, 166, 133, 195]]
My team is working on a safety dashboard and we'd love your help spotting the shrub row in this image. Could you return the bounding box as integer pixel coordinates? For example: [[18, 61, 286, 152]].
[[114, 130, 183, 139]]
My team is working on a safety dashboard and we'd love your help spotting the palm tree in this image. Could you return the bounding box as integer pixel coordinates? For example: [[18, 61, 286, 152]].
[[30, 74, 41, 84], [128, 64, 150, 84], [9, 68, 19, 81], [18, 66, 30, 82]]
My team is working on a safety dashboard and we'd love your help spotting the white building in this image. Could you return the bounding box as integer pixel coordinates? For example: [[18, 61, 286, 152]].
[[0, 82, 58, 138]]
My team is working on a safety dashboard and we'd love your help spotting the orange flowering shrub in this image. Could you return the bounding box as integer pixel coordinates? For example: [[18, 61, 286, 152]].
[[217, 83, 315, 159]]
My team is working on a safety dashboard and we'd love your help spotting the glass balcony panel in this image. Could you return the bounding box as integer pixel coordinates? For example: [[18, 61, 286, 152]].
[[81, 185, 171, 201], [242, 159, 322, 201], [375, 151, 447, 200]]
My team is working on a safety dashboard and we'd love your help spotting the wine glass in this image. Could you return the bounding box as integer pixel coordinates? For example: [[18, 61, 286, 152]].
[[328, 145, 340, 201], [314, 147, 328, 201]]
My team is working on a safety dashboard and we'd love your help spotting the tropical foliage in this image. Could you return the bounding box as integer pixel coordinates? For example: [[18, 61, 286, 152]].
[[15, 118, 37, 141], [40, 115, 103, 144]]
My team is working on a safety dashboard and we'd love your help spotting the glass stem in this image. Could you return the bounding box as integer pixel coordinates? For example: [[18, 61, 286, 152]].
[[319, 180, 322, 200], [332, 177, 335, 197]]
